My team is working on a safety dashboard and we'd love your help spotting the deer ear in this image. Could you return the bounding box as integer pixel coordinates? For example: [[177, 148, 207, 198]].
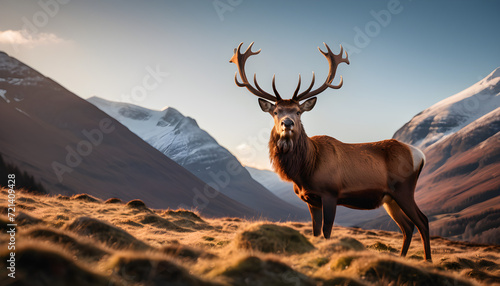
[[300, 97, 317, 112], [258, 98, 275, 113]]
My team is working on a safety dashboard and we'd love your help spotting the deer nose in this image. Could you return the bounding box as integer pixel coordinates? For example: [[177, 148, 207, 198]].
[[281, 118, 294, 129]]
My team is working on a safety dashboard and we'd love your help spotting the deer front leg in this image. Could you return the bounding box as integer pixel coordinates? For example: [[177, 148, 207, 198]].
[[322, 194, 338, 239], [307, 204, 322, 236]]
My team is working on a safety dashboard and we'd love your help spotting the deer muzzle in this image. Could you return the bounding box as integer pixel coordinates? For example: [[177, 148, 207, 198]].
[[280, 118, 294, 136]]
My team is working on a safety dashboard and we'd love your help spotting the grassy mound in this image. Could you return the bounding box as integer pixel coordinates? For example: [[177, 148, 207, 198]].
[[107, 253, 214, 286], [234, 223, 314, 254], [165, 209, 204, 222], [24, 227, 108, 261], [104, 197, 122, 204], [217, 256, 315, 286], [125, 199, 150, 210], [65, 216, 150, 250], [140, 214, 190, 232], [0, 244, 112, 286], [367, 241, 398, 253], [162, 243, 217, 261], [16, 211, 44, 226], [71, 193, 101, 203], [359, 258, 472, 286], [323, 237, 366, 253]]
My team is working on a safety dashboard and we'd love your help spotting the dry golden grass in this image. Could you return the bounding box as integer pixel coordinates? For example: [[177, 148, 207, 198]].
[[0, 188, 499, 285]]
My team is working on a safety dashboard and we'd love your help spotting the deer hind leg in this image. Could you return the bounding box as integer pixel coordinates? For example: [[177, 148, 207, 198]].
[[392, 195, 432, 261], [308, 204, 322, 236], [382, 196, 414, 257]]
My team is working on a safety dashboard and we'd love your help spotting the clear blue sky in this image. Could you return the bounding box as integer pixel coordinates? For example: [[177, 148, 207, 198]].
[[1, 0, 499, 169]]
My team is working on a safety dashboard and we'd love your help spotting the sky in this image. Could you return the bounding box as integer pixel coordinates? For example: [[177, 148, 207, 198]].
[[1, 0, 499, 170]]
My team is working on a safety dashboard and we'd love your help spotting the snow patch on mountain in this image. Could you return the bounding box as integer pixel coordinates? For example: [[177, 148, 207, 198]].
[[0, 51, 45, 86], [393, 67, 500, 149], [87, 96, 231, 167], [0, 89, 8, 103]]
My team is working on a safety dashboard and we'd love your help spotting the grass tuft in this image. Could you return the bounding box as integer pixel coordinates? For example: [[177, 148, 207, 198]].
[[218, 256, 315, 286], [24, 227, 109, 261], [162, 244, 217, 261], [140, 214, 190, 232], [359, 258, 472, 286], [104, 197, 122, 204], [165, 209, 204, 222], [367, 241, 398, 253], [0, 243, 113, 285], [65, 216, 150, 250], [107, 253, 214, 286], [71, 193, 101, 203], [234, 223, 315, 254]]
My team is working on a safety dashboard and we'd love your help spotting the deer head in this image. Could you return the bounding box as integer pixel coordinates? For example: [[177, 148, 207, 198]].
[[230, 42, 349, 147]]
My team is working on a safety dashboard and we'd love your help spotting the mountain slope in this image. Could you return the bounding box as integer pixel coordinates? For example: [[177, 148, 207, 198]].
[[0, 51, 257, 218], [362, 68, 500, 244], [393, 68, 500, 149], [88, 97, 309, 221]]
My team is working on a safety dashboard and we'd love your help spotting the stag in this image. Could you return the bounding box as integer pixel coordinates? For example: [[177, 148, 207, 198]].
[[230, 42, 431, 261]]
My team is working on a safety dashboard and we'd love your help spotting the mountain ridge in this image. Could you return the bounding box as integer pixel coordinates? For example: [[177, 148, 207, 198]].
[[88, 96, 310, 221]]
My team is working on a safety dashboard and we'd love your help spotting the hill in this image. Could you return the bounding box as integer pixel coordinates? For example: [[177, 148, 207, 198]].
[[1, 189, 498, 285], [0, 51, 256, 218]]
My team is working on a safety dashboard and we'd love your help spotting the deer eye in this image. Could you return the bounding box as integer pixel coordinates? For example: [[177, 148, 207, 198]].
[[296, 111, 301, 115], [274, 111, 277, 115]]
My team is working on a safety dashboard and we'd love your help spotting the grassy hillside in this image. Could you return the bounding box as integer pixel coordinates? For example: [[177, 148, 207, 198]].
[[1, 189, 499, 286]]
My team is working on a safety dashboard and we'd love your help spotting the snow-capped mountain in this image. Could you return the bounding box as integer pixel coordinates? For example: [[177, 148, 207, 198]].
[[362, 67, 500, 244], [88, 97, 231, 170], [394, 68, 500, 149], [88, 97, 310, 221], [0, 51, 258, 218]]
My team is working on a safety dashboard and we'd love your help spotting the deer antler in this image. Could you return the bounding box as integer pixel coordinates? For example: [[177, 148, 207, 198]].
[[292, 43, 349, 102], [230, 42, 282, 102]]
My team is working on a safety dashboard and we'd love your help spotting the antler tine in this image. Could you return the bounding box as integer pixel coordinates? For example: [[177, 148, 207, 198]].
[[294, 43, 349, 102], [292, 74, 301, 99], [230, 42, 279, 102], [292, 72, 315, 100], [271, 74, 282, 100]]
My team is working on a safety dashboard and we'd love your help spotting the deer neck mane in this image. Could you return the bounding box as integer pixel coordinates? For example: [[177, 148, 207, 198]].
[[269, 124, 317, 184]]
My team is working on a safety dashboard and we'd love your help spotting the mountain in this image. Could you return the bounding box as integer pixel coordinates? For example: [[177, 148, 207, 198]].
[[362, 68, 500, 244], [393, 68, 500, 149], [0, 51, 258, 218], [88, 97, 309, 221]]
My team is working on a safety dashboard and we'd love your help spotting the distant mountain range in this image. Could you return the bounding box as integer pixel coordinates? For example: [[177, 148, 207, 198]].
[[0, 51, 257, 218], [361, 68, 500, 244], [88, 97, 309, 221]]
